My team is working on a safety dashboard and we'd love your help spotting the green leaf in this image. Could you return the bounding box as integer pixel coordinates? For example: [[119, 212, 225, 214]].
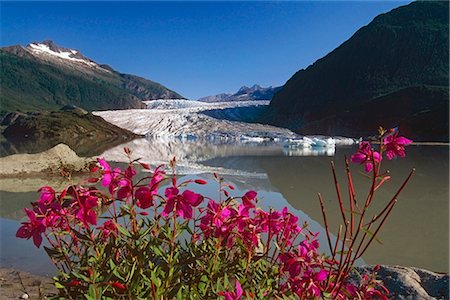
[[54, 281, 64, 289], [73, 272, 90, 282], [116, 224, 132, 238], [363, 227, 384, 245], [72, 228, 92, 241], [198, 274, 208, 293], [44, 246, 64, 259]]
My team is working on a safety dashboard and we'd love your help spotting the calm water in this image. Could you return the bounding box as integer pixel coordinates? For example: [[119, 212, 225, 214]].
[[1, 140, 448, 275]]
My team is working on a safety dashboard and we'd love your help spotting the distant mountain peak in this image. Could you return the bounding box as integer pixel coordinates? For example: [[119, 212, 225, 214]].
[[199, 84, 282, 102], [27, 40, 99, 68], [1, 40, 184, 112]]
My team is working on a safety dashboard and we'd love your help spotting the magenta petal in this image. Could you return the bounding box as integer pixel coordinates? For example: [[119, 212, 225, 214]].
[[24, 208, 36, 221], [98, 158, 111, 171], [183, 190, 203, 206], [16, 225, 31, 239], [385, 150, 395, 160], [396, 137, 412, 145], [118, 179, 129, 187], [221, 207, 231, 219], [165, 187, 179, 198], [373, 151, 382, 162], [364, 162, 373, 173], [397, 149, 407, 158], [117, 186, 131, 199], [87, 211, 97, 225], [32, 232, 43, 248], [235, 281, 243, 298], [136, 187, 153, 209], [238, 204, 250, 217], [102, 173, 112, 187], [178, 201, 193, 219], [315, 270, 328, 281], [162, 198, 176, 217], [38, 186, 55, 205], [86, 196, 98, 208], [208, 200, 220, 212], [244, 190, 257, 200], [351, 153, 366, 164]]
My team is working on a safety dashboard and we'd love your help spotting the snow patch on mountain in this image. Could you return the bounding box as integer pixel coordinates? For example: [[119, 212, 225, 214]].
[[198, 85, 282, 102], [28, 42, 98, 67]]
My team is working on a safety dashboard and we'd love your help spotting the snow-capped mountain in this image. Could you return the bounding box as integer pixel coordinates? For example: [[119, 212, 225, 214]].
[[27, 40, 103, 70], [1, 40, 183, 112], [198, 84, 282, 102]]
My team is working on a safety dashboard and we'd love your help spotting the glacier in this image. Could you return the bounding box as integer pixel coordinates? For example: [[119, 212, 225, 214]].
[[95, 100, 359, 174], [94, 99, 357, 144]]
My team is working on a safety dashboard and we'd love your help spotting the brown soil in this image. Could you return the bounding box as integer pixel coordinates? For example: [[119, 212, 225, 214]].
[[0, 268, 57, 299]]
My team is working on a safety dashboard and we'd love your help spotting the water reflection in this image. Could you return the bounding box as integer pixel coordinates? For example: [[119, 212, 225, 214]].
[[0, 139, 447, 274], [100, 138, 337, 174]]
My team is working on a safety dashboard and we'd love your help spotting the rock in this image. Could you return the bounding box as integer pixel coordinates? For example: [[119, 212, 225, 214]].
[[356, 265, 449, 300], [0, 268, 57, 299], [0, 143, 94, 177]]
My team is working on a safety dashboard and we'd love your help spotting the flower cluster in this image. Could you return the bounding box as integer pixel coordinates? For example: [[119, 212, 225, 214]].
[[351, 128, 412, 173], [16, 127, 412, 299]]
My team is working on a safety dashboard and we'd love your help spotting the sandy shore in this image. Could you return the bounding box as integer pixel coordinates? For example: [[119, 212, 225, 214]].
[[0, 268, 57, 299]]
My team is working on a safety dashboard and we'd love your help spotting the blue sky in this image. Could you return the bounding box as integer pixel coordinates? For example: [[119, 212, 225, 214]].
[[1, 1, 410, 99]]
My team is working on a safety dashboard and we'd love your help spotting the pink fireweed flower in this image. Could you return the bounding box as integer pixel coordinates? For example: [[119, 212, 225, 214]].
[[279, 207, 302, 246], [383, 131, 412, 160], [116, 178, 132, 200], [150, 165, 166, 187], [315, 269, 327, 282], [255, 209, 282, 234], [98, 158, 122, 194], [351, 141, 382, 172], [162, 188, 204, 219], [98, 158, 113, 186], [218, 280, 243, 300], [37, 186, 55, 205], [97, 220, 118, 240], [16, 208, 46, 248], [237, 190, 257, 218], [200, 200, 234, 238], [124, 165, 136, 180], [242, 190, 257, 208], [135, 187, 155, 209], [75, 194, 98, 226]]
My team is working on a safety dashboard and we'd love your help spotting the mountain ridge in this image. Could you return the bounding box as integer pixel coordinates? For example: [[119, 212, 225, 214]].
[[199, 84, 282, 102], [268, 1, 449, 141], [0, 40, 184, 113]]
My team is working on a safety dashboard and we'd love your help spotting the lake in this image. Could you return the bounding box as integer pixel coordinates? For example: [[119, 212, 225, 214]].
[[0, 139, 448, 275]]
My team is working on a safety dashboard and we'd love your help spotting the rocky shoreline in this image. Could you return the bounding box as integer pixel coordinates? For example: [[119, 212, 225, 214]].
[[0, 266, 448, 299], [356, 265, 449, 300], [0, 268, 57, 299]]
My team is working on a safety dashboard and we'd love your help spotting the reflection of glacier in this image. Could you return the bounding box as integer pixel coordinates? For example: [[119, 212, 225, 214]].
[[100, 138, 276, 176], [100, 136, 350, 176], [283, 147, 336, 157]]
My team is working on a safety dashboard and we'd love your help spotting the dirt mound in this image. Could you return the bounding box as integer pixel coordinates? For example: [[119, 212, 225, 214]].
[[0, 143, 94, 177]]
